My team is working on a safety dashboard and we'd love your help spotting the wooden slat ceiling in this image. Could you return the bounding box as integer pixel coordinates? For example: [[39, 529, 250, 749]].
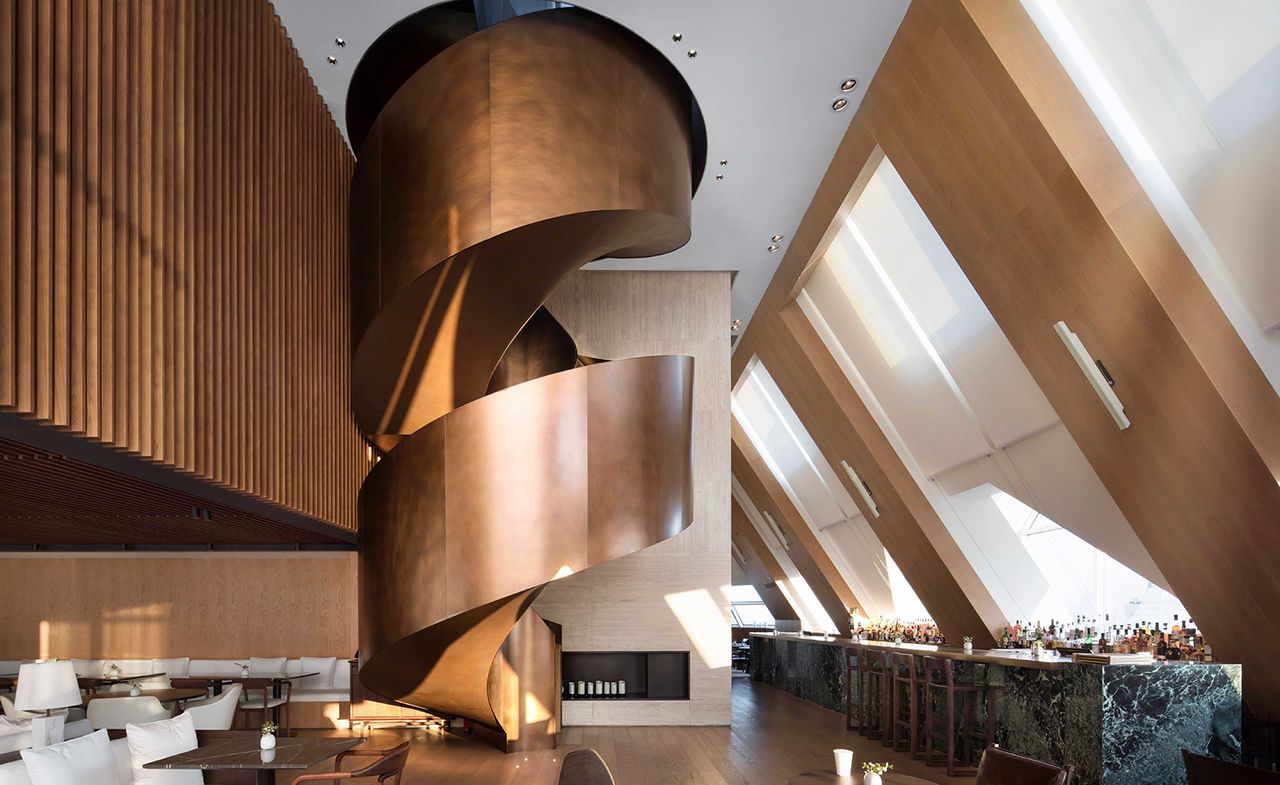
[[0, 435, 351, 547]]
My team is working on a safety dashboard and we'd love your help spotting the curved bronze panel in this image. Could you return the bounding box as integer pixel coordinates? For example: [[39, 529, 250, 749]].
[[350, 8, 701, 751]]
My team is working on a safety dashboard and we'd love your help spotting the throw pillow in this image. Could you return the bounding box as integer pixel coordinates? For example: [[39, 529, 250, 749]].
[[19, 729, 121, 785], [126, 712, 203, 785]]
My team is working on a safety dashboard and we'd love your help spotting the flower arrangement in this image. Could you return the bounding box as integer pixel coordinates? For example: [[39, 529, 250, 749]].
[[962, 636, 973, 645], [260, 721, 277, 737], [235, 662, 250, 676], [862, 762, 893, 775], [105, 662, 120, 675]]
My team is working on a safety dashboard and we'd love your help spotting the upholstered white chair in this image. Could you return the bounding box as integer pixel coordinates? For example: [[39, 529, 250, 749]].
[[86, 696, 170, 730], [0, 696, 41, 721], [238, 680, 290, 733], [179, 683, 241, 730]]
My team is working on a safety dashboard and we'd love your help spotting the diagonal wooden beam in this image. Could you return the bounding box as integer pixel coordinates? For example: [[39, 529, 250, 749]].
[[732, 421, 859, 636], [738, 318, 1006, 647], [731, 499, 799, 622]]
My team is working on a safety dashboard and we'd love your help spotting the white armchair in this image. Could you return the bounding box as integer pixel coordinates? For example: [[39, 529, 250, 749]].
[[85, 696, 169, 730], [0, 696, 40, 720], [179, 683, 241, 730]]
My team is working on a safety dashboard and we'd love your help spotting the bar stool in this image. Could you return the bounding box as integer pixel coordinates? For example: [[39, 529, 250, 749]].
[[844, 647, 860, 731], [890, 653, 922, 758], [923, 656, 999, 776], [859, 648, 889, 740]]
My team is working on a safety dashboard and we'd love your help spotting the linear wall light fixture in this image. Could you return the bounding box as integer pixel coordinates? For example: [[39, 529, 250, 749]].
[[839, 460, 880, 518], [731, 542, 748, 565], [761, 511, 790, 550], [1053, 321, 1130, 430]]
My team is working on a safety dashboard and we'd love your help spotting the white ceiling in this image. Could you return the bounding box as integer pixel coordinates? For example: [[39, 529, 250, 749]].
[[269, 0, 910, 331]]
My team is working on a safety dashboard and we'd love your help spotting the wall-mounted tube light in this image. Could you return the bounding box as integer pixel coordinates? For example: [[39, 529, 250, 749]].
[[840, 460, 880, 518], [731, 542, 748, 565], [761, 511, 790, 550], [1053, 321, 1129, 430]]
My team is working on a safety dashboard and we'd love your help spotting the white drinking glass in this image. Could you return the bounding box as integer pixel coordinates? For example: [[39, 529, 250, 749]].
[[833, 748, 853, 776]]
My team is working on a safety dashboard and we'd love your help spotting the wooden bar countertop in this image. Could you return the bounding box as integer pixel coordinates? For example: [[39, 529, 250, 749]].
[[749, 631, 1073, 670]]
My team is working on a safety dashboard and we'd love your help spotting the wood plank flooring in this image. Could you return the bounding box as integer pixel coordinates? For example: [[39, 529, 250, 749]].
[[301, 675, 966, 784]]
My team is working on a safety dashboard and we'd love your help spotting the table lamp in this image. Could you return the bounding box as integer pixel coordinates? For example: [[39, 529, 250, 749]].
[[14, 661, 81, 748]]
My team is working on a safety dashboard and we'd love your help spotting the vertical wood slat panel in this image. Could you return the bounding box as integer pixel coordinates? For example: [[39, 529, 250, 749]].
[[15, 0, 35, 415], [0, 0, 14, 408], [0, 0, 366, 531]]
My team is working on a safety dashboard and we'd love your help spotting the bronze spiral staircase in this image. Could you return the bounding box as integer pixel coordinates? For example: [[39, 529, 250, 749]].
[[347, 6, 704, 752]]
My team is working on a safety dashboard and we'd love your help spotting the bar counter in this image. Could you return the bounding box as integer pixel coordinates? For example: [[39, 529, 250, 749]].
[[750, 632, 1242, 785]]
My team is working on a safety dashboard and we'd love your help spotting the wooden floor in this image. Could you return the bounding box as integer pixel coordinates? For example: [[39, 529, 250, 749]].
[[301, 675, 967, 784]]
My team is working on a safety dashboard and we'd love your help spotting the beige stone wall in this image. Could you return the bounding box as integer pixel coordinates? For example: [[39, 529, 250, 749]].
[[534, 270, 732, 725]]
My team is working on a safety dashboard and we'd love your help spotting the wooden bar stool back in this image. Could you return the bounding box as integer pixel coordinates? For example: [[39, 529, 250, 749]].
[[924, 657, 999, 776], [859, 648, 887, 740], [890, 652, 922, 757], [844, 647, 860, 731]]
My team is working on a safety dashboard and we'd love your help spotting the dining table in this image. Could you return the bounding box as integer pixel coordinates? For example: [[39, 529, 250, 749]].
[[84, 687, 207, 711], [787, 771, 940, 784], [175, 673, 319, 725], [92, 672, 166, 686], [145, 733, 364, 785]]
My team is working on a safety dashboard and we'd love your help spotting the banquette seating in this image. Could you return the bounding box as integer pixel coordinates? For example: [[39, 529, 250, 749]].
[[0, 656, 349, 734]]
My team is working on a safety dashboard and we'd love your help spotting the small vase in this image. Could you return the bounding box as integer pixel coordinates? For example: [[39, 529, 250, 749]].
[[241, 667, 250, 677], [865, 773, 882, 785], [260, 734, 276, 751], [259, 749, 276, 764], [129, 685, 141, 697], [963, 642, 973, 653]]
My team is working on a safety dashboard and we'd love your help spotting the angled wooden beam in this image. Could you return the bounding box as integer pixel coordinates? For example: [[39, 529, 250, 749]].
[[732, 421, 859, 636], [733, 0, 1280, 710], [739, 317, 1006, 647], [731, 498, 799, 622]]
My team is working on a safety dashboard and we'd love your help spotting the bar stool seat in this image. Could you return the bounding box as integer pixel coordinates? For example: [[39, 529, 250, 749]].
[[923, 656, 999, 776], [890, 652, 922, 758]]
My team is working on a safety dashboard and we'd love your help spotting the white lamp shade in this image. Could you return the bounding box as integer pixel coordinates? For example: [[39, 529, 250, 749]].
[[15, 661, 82, 712]]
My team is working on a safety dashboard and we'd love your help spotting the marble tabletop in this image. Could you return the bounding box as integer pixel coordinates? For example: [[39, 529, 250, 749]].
[[144, 734, 363, 774], [787, 770, 939, 784]]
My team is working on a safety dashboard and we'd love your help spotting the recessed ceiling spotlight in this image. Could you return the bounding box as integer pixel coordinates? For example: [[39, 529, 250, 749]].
[[672, 32, 683, 42], [327, 56, 338, 65], [687, 49, 698, 58], [715, 174, 724, 180], [719, 159, 728, 166], [767, 244, 780, 253], [831, 97, 848, 112], [731, 319, 743, 332], [771, 234, 784, 243], [840, 77, 857, 91], [335, 37, 346, 47]]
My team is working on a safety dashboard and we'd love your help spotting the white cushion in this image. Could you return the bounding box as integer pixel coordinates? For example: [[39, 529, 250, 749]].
[[247, 658, 286, 678], [0, 760, 32, 785], [297, 657, 337, 690], [19, 729, 122, 785], [126, 713, 202, 785], [111, 739, 132, 785], [151, 659, 189, 679], [70, 660, 104, 678], [147, 659, 190, 687]]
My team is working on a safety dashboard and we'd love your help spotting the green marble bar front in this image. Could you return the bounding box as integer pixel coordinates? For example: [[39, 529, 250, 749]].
[[749, 632, 1242, 785]]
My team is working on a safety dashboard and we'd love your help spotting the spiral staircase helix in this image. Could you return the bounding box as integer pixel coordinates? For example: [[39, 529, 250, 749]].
[[346, 7, 704, 752]]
